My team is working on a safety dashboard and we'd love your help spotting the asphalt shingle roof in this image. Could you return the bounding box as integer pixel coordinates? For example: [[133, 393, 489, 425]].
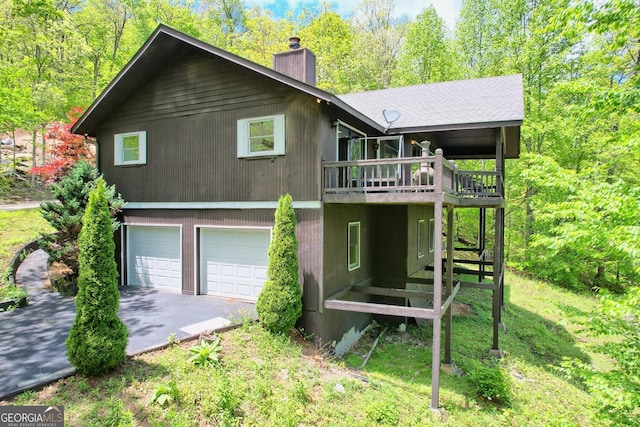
[[338, 75, 524, 132]]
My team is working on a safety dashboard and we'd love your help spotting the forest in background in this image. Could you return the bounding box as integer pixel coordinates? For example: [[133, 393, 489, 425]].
[[0, 0, 638, 292]]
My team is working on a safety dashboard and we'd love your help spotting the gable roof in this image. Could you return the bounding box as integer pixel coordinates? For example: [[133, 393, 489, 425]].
[[338, 75, 524, 134], [72, 25, 382, 136], [72, 25, 524, 155]]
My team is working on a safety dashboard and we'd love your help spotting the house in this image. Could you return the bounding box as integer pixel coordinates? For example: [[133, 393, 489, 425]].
[[72, 25, 523, 409]]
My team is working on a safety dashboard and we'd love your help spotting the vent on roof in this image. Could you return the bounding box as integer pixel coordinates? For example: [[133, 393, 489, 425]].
[[273, 37, 316, 86]]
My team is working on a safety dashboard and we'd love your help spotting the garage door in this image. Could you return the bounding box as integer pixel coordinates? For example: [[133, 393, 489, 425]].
[[200, 228, 270, 300], [127, 225, 182, 291]]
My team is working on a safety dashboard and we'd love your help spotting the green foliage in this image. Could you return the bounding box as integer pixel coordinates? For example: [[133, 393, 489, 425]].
[[187, 337, 222, 367], [559, 287, 640, 425], [0, 282, 27, 311], [0, 283, 25, 300], [393, 5, 460, 86], [365, 400, 400, 425], [149, 382, 179, 407], [39, 161, 124, 291], [468, 362, 513, 406], [256, 194, 302, 335], [66, 178, 128, 376]]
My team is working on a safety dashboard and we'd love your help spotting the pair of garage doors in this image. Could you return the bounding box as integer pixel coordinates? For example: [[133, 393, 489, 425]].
[[126, 226, 270, 301]]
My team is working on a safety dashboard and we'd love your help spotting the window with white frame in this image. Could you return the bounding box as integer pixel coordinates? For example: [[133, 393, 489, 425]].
[[417, 219, 426, 258], [237, 114, 285, 157], [348, 221, 360, 271], [114, 131, 146, 166], [428, 218, 435, 253]]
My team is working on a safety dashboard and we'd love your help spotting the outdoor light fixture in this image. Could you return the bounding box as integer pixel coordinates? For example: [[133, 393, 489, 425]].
[[382, 109, 401, 133]]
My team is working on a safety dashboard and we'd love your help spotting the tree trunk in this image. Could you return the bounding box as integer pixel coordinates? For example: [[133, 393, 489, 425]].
[[41, 127, 46, 165], [523, 185, 535, 262], [595, 265, 605, 285], [11, 129, 17, 175], [31, 130, 37, 188]]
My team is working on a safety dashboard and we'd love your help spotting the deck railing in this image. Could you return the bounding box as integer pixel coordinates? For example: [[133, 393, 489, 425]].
[[323, 149, 502, 199], [456, 170, 502, 198]]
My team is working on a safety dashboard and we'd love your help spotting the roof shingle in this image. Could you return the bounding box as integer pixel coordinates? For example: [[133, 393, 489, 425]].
[[338, 75, 524, 132]]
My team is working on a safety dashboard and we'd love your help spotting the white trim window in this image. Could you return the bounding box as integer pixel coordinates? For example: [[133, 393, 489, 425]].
[[115, 131, 146, 165], [428, 218, 435, 253], [348, 221, 361, 271], [237, 114, 285, 158], [417, 219, 426, 258]]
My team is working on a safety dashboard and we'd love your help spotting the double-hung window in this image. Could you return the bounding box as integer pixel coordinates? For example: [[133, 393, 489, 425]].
[[237, 114, 285, 157], [348, 221, 361, 271], [114, 131, 146, 166]]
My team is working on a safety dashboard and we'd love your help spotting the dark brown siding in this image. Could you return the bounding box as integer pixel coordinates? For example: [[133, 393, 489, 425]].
[[372, 205, 408, 280], [308, 204, 373, 344], [97, 50, 322, 203], [121, 208, 322, 298]]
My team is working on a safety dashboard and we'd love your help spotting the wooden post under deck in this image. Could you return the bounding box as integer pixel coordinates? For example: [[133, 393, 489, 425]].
[[444, 206, 454, 364], [492, 129, 505, 351], [479, 208, 486, 281], [431, 149, 444, 410]]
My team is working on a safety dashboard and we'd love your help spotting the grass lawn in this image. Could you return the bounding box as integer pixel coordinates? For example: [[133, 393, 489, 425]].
[[0, 208, 53, 275], [0, 268, 607, 426]]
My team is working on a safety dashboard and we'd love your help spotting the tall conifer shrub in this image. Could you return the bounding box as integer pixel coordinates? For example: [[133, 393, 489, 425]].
[[66, 178, 128, 375], [256, 194, 302, 334]]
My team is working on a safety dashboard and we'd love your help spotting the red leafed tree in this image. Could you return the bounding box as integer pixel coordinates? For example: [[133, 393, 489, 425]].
[[30, 107, 95, 183]]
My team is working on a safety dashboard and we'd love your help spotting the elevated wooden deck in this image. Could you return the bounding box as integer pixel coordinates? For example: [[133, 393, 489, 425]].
[[323, 149, 503, 207]]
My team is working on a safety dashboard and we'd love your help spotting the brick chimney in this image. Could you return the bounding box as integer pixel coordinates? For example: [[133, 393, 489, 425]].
[[273, 37, 316, 86]]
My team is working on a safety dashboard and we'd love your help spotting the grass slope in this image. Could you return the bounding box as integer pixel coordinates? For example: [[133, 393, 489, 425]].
[[1, 270, 606, 426], [0, 208, 53, 274]]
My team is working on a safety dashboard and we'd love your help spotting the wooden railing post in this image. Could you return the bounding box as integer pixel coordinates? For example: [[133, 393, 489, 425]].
[[434, 148, 443, 193]]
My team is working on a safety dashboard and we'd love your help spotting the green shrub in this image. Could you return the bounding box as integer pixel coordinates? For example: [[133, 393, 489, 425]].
[[149, 382, 179, 407], [66, 178, 128, 375], [365, 400, 400, 425], [256, 194, 302, 334], [559, 287, 640, 426], [188, 337, 222, 367], [469, 363, 513, 406]]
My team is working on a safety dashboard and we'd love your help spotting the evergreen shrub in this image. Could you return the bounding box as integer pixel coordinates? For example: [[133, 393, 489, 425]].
[[66, 178, 128, 375], [256, 194, 302, 334], [39, 160, 123, 292]]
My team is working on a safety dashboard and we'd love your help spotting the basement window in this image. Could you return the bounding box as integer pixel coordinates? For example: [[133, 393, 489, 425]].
[[114, 131, 146, 166], [237, 115, 285, 158], [348, 221, 360, 271], [418, 219, 426, 258]]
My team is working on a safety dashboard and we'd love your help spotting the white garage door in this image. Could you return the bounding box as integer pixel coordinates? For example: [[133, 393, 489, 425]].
[[127, 225, 182, 291], [200, 228, 270, 300]]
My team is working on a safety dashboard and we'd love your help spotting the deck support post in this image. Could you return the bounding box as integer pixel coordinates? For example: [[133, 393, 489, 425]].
[[444, 205, 454, 365], [492, 130, 505, 352], [479, 208, 486, 281], [430, 195, 444, 410]]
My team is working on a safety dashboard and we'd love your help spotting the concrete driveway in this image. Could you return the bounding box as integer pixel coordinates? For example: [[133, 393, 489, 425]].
[[0, 250, 255, 399]]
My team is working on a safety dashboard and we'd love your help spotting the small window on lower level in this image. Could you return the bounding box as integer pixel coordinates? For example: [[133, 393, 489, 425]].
[[115, 131, 146, 166], [418, 219, 426, 258], [348, 221, 360, 271]]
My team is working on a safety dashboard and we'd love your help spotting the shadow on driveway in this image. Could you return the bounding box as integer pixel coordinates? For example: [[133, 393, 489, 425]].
[[0, 250, 255, 399]]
